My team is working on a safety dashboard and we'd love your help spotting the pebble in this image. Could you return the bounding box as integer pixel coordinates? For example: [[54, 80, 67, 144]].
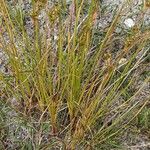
[[124, 18, 135, 28]]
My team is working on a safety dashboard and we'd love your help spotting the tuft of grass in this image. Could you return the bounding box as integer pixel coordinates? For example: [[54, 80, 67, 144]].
[[0, 0, 150, 149], [138, 106, 150, 131]]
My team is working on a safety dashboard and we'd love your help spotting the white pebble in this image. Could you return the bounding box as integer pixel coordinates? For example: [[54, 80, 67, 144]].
[[119, 58, 127, 65], [124, 18, 135, 28]]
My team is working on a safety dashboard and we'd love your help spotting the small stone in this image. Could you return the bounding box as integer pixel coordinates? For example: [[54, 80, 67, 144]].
[[119, 58, 127, 65], [124, 18, 135, 28]]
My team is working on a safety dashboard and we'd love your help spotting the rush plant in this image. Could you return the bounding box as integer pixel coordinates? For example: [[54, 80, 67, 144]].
[[0, 0, 150, 149]]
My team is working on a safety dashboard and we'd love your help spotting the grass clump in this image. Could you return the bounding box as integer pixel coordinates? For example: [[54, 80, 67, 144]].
[[0, 0, 150, 149]]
